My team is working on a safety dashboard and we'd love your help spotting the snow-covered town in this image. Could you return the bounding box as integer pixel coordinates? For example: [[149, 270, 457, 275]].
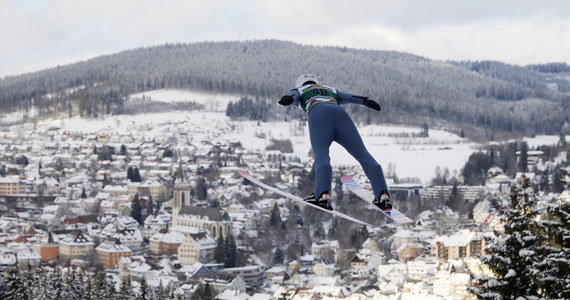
[[0, 93, 569, 299]]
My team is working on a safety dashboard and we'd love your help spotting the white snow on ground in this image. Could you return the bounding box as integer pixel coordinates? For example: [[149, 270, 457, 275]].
[[128, 89, 241, 112], [4, 89, 567, 184], [0, 106, 39, 123], [523, 135, 567, 148], [29, 110, 477, 185]]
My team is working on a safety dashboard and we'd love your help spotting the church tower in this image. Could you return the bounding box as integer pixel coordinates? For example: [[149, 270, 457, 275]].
[[172, 162, 191, 220]]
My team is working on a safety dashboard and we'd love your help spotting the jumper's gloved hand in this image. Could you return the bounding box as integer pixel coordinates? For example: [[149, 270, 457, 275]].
[[279, 95, 294, 106], [363, 99, 381, 111]]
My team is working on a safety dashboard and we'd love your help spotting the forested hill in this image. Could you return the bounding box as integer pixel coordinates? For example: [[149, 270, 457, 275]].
[[1, 39, 569, 136]]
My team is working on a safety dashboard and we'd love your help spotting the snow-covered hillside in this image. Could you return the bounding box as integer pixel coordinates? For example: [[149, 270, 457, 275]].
[[128, 89, 241, 112], [7, 89, 567, 185]]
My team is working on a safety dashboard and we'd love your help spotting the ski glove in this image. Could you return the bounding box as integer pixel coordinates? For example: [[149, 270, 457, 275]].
[[363, 99, 381, 111], [279, 95, 294, 106]]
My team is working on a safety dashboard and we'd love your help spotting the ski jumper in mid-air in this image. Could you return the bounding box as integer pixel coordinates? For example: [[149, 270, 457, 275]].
[[279, 74, 392, 210]]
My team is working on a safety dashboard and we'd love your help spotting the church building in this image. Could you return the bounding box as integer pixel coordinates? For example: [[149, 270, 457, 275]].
[[171, 165, 232, 239]]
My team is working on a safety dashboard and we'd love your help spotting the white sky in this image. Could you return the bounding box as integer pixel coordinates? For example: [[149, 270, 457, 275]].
[[1, 0, 570, 78]]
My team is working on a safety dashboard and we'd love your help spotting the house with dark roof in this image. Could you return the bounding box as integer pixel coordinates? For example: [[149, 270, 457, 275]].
[[59, 230, 95, 262]]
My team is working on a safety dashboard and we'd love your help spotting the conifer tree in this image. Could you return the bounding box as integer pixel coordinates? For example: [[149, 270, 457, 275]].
[[30, 267, 53, 300], [131, 194, 142, 224], [146, 195, 154, 216], [60, 267, 77, 300], [470, 176, 544, 299], [139, 277, 150, 300], [132, 167, 142, 182], [0, 273, 5, 300], [120, 144, 128, 155], [214, 236, 225, 263], [350, 225, 369, 249], [92, 269, 109, 300], [202, 282, 212, 300], [42, 266, 63, 300], [117, 276, 133, 300], [70, 268, 86, 300], [4, 264, 28, 300], [83, 277, 94, 300], [105, 275, 116, 299], [274, 248, 284, 264], [127, 166, 134, 181], [534, 175, 570, 299], [224, 234, 237, 268], [155, 282, 168, 299], [191, 284, 204, 300], [195, 176, 208, 200], [269, 203, 281, 228]]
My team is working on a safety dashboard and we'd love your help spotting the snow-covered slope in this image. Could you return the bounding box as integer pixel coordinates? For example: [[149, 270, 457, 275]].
[[10, 89, 566, 184], [128, 89, 241, 112]]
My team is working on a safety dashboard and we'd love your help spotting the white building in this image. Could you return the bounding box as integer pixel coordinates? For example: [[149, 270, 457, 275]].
[[377, 262, 408, 288], [406, 257, 438, 281], [177, 231, 216, 265], [433, 271, 474, 299], [171, 166, 232, 239], [143, 211, 172, 238]]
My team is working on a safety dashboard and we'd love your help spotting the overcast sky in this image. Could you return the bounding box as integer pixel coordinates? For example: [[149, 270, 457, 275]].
[[1, 0, 570, 78]]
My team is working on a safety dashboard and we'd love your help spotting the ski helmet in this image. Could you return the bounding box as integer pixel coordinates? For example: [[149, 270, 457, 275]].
[[295, 74, 318, 87]]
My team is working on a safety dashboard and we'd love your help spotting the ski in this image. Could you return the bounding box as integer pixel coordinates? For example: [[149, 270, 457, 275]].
[[238, 170, 373, 227], [340, 175, 414, 224]]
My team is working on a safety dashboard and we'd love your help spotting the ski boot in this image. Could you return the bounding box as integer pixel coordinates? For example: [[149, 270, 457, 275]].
[[373, 191, 392, 210], [305, 191, 333, 210]]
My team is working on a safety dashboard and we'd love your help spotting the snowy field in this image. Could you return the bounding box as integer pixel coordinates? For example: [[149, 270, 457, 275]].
[[128, 89, 241, 112], [27, 110, 476, 184], [5, 89, 568, 184]]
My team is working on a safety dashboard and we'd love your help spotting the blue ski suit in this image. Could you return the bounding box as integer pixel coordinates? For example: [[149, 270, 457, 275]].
[[283, 83, 389, 201]]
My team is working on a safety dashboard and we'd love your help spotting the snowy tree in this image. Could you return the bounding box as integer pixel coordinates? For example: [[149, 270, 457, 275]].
[[131, 194, 142, 224], [470, 176, 545, 299], [327, 218, 341, 240], [313, 222, 326, 240], [127, 166, 134, 182], [194, 176, 208, 200], [48, 267, 64, 300], [224, 235, 237, 268], [3, 40, 569, 135], [0, 273, 5, 300], [350, 225, 369, 249], [214, 236, 225, 264], [533, 174, 570, 299], [154, 282, 174, 300], [30, 268, 51, 300], [273, 248, 284, 264], [132, 167, 142, 182], [463, 152, 493, 185], [4, 264, 30, 300], [117, 276, 133, 300], [139, 277, 150, 300], [92, 269, 113, 300], [146, 195, 154, 216], [60, 267, 84, 300], [269, 203, 281, 228], [201, 282, 213, 300], [83, 278, 94, 300], [120, 144, 128, 155]]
